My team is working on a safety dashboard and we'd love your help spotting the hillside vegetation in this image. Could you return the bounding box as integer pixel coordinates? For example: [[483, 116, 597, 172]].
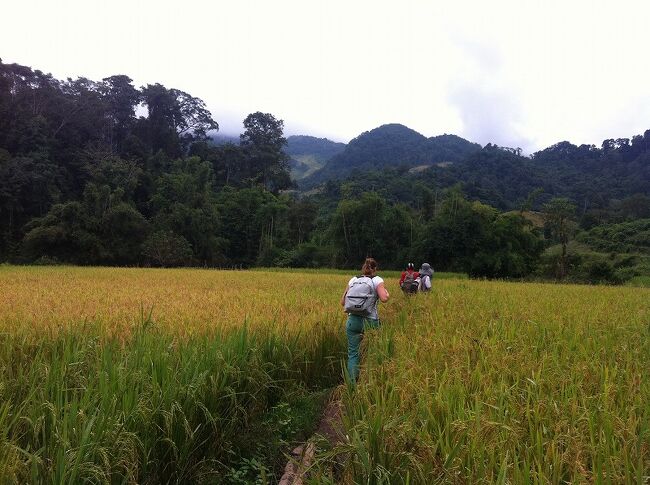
[[1, 59, 649, 284], [303, 124, 481, 184], [306, 139, 650, 213], [285, 135, 346, 179]]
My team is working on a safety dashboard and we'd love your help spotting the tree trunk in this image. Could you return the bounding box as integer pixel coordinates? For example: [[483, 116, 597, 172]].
[[559, 240, 568, 279]]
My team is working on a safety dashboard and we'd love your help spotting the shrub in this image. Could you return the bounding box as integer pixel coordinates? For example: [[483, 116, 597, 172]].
[[142, 231, 194, 267]]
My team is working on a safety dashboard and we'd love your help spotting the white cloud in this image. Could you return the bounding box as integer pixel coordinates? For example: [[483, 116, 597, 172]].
[[2, 0, 650, 150]]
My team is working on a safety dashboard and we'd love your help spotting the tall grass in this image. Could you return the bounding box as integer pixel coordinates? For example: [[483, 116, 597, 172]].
[[0, 266, 350, 482], [334, 280, 650, 483], [0, 317, 345, 482], [2, 266, 648, 483], [253, 267, 467, 281]]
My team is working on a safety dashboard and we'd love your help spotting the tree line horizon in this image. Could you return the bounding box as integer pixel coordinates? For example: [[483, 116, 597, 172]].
[[1, 59, 649, 283]]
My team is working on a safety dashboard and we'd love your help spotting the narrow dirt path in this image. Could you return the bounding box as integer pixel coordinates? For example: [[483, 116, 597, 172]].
[[278, 396, 344, 484]]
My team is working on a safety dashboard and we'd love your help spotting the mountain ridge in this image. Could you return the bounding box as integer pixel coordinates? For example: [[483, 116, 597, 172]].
[[285, 135, 346, 180], [302, 123, 481, 185]]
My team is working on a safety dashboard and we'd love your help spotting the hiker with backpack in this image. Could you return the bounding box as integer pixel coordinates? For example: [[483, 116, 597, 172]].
[[399, 262, 420, 295], [340, 257, 390, 382], [418, 262, 434, 292]]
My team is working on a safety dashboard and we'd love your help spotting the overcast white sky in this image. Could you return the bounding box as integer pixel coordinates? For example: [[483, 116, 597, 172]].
[[3, 0, 650, 152]]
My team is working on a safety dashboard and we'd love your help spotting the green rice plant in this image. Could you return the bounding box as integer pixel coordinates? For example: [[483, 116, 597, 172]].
[[0, 312, 345, 482], [332, 280, 650, 483], [0, 266, 647, 483]]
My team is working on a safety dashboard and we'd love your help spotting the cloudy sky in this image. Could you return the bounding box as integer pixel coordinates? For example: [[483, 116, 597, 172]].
[[3, 0, 650, 152]]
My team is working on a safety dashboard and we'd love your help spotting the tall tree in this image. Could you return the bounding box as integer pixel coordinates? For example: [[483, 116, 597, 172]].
[[100, 75, 140, 153], [140, 84, 218, 157], [288, 199, 317, 245], [150, 157, 224, 265], [543, 197, 576, 279], [240, 112, 291, 192], [328, 192, 411, 266]]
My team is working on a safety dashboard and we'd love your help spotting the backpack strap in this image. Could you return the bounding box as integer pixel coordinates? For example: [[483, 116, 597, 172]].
[[360, 274, 377, 292]]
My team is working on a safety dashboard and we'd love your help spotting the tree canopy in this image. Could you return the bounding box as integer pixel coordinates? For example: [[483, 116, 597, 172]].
[[2, 59, 649, 284]]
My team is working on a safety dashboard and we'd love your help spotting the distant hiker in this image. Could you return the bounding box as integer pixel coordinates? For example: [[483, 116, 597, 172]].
[[341, 258, 390, 382], [418, 263, 434, 292], [399, 262, 420, 295]]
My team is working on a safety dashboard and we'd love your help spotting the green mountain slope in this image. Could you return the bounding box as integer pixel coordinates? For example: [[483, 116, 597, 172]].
[[303, 124, 480, 185], [286, 135, 346, 179]]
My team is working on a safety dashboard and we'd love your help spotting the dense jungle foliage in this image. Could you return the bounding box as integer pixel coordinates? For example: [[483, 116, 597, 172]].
[[1, 60, 649, 283]]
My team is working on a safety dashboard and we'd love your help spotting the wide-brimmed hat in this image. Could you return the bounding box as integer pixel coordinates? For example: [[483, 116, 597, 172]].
[[419, 263, 433, 277]]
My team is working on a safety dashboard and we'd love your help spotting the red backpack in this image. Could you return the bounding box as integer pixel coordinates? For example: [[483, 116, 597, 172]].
[[401, 272, 419, 294]]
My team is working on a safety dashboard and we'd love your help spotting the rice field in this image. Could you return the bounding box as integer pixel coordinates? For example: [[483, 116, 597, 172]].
[[332, 280, 650, 484], [0, 265, 648, 483], [0, 266, 347, 483]]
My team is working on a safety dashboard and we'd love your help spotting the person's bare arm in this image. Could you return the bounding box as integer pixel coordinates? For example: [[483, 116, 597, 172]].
[[376, 282, 390, 303]]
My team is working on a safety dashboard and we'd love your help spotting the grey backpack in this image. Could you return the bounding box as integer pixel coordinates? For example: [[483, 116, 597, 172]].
[[344, 276, 376, 316], [401, 272, 419, 294]]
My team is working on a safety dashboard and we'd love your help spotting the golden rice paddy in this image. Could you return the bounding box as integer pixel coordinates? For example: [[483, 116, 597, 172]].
[[0, 265, 648, 483]]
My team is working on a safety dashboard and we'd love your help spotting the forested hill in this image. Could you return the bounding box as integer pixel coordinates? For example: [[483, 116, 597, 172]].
[[316, 140, 650, 214], [208, 133, 346, 180], [1, 58, 649, 284], [303, 123, 481, 185], [436, 139, 650, 212], [285, 135, 345, 180], [209, 133, 240, 145], [207, 121, 649, 214]]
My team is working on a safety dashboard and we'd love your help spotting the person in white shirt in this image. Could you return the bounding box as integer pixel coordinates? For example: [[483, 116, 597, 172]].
[[340, 257, 389, 382]]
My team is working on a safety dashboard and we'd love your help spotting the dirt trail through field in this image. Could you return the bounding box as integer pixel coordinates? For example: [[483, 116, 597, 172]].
[[278, 397, 344, 484]]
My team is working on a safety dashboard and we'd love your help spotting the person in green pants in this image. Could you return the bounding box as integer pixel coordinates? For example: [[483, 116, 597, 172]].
[[340, 258, 390, 382]]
